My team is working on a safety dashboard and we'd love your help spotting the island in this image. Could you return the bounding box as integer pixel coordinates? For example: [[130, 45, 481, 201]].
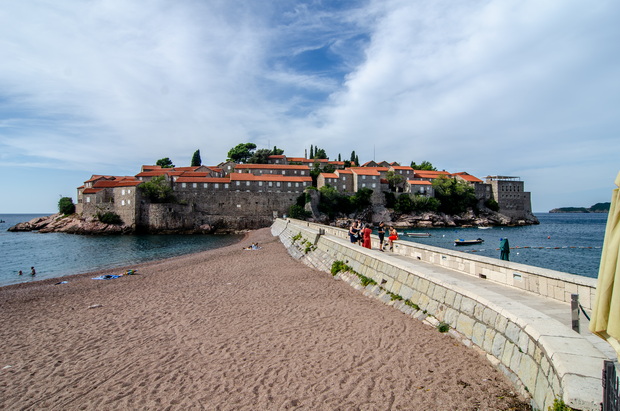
[[549, 202, 610, 213]]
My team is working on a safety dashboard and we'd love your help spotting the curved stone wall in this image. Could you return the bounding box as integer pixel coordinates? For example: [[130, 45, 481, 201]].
[[272, 218, 606, 410]]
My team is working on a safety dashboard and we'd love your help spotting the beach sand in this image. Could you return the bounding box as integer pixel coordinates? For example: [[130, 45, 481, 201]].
[[0, 228, 530, 410]]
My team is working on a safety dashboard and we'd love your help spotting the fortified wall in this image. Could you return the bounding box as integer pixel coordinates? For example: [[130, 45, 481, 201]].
[[137, 191, 301, 232], [273, 218, 608, 410]]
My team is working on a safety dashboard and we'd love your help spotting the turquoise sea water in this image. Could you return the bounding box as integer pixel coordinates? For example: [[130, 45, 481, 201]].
[[0, 212, 608, 287], [0, 214, 243, 287], [398, 213, 608, 278]]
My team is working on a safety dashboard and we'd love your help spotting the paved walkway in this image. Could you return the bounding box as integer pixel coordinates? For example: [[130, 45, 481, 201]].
[[383, 250, 617, 361]]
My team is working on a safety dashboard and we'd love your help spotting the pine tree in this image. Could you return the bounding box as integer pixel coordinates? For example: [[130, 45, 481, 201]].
[[338, 153, 341, 161], [310, 145, 314, 159], [350, 151, 356, 165], [191, 150, 202, 167]]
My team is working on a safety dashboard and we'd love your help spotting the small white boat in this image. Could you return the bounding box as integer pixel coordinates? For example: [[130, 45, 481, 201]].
[[404, 232, 431, 238]]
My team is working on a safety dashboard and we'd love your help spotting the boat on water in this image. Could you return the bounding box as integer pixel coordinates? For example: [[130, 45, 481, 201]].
[[478, 226, 492, 230], [403, 232, 431, 238], [454, 238, 484, 246]]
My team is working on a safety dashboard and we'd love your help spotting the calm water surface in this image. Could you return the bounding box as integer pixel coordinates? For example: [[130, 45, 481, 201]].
[[0, 214, 243, 287], [0, 212, 609, 287], [397, 213, 608, 278]]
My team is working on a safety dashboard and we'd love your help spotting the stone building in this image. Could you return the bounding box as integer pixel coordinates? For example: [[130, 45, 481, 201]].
[[485, 176, 533, 219]]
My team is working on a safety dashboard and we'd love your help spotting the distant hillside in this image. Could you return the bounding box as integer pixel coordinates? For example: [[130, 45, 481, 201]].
[[549, 202, 610, 213]]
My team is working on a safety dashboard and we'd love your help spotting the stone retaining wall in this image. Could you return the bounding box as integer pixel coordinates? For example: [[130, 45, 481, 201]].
[[290, 219, 597, 310], [272, 218, 605, 410]]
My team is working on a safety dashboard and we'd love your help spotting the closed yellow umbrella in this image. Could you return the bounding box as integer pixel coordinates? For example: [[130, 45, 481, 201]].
[[590, 171, 620, 358]]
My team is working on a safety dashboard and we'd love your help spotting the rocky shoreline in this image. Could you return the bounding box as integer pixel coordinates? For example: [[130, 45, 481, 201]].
[[9, 208, 539, 235]]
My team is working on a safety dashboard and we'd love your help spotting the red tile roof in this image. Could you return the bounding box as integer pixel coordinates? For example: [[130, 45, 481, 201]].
[[229, 173, 311, 183], [83, 188, 104, 194], [350, 168, 380, 176], [175, 177, 231, 184], [391, 166, 414, 171], [234, 164, 310, 170], [320, 173, 338, 179], [408, 180, 432, 185], [453, 172, 483, 183]]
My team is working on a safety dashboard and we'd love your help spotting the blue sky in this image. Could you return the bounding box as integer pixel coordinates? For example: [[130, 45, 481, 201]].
[[1, 0, 619, 214]]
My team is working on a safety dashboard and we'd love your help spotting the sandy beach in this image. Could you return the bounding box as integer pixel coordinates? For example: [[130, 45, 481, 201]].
[[0, 228, 529, 410]]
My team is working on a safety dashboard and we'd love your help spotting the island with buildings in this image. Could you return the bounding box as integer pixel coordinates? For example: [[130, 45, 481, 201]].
[[10, 154, 538, 234]]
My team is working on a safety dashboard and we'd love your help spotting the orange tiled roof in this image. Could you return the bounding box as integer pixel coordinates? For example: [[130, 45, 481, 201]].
[[267, 155, 286, 159], [229, 173, 311, 183], [350, 168, 380, 176], [320, 173, 339, 179], [234, 164, 310, 170], [391, 166, 414, 171], [453, 172, 483, 183], [82, 188, 104, 194], [175, 177, 231, 183], [336, 169, 353, 174], [408, 180, 432, 185], [136, 170, 169, 177]]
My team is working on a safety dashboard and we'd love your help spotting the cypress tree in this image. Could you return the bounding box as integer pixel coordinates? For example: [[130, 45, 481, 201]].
[[191, 150, 201, 166]]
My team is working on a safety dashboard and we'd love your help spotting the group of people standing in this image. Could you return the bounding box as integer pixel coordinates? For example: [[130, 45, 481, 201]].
[[349, 221, 398, 251]]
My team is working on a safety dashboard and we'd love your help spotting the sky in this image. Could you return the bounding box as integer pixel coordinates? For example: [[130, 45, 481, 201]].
[[1, 0, 618, 214]]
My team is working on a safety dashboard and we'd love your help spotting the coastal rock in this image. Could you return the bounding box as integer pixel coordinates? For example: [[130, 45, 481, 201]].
[[8, 214, 134, 235]]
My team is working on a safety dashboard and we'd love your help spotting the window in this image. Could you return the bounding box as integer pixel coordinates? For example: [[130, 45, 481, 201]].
[[182, 183, 186, 188], [282, 171, 286, 175], [236, 181, 240, 186], [224, 184, 229, 189], [259, 181, 263, 186], [277, 182, 281, 187], [193, 183, 197, 188], [128, 189, 131, 194], [246, 181, 250, 186], [204, 183, 208, 188], [287, 182, 291, 187], [372, 183, 376, 188], [295, 183, 299, 187], [268, 182, 273, 187], [301, 171, 305, 175], [128, 200, 131, 205], [215, 183, 219, 188], [122, 189, 126, 195], [121, 200, 126, 206], [86, 197, 91, 203]]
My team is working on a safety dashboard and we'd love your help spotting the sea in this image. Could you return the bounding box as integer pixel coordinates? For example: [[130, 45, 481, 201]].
[[0, 212, 609, 288], [0, 214, 243, 287]]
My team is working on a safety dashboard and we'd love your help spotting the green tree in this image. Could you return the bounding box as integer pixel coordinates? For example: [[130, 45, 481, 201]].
[[432, 176, 477, 215], [484, 198, 500, 212], [314, 147, 327, 159], [191, 150, 202, 167], [411, 160, 436, 171], [338, 153, 341, 161], [386, 171, 405, 192], [227, 143, 257, 163], [350, 150, 356, 164], [310, 145, 314, 159], [247, 148, 273, 164], [58, 197, 75, 215], [156, 157, 174, 168], [272, 146, 284, 155], [138, 175, 175, 203]]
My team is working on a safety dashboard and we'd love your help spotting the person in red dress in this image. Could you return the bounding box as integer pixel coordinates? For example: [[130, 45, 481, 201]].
[[362, 223, 372, 249]]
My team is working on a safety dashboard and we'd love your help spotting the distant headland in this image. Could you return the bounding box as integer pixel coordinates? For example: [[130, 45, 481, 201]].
[[549, 202, 610, 213]]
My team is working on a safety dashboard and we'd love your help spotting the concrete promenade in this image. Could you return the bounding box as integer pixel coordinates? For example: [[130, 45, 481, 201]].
[[273, 218, 616, 410]]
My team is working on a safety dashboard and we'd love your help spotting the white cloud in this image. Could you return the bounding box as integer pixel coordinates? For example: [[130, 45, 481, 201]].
[[0, 0, 618, 213]]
